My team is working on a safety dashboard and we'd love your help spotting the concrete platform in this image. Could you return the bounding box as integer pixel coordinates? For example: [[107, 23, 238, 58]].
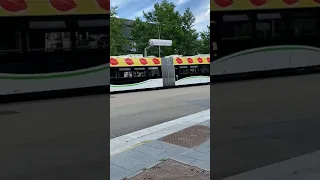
[[110, 111, 210, 180]]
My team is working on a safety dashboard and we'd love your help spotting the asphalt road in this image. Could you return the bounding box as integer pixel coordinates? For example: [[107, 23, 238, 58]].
[[3, 73, 318, 180], [110, 85, 210, 139], [0, 85, 209, 179], [0, 95, 110, 180], [211, 74, 320, 180]]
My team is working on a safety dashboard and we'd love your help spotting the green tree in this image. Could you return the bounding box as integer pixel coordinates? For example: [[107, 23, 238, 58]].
[[197, 25, 210, 54], [179, 8, 199, 56], [131, 0, 199, 57], [130, 17, 159, 56], [110, 6, 129, 56]]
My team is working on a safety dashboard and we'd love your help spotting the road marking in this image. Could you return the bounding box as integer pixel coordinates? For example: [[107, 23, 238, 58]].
[[110, 109, 210, 156], [223, 151, 320, 180]]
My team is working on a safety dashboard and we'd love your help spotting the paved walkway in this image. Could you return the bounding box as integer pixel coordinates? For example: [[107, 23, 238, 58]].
[[211, 74, 320, 179], [223, 151, 320, 180], [110, 112, 210, 180]]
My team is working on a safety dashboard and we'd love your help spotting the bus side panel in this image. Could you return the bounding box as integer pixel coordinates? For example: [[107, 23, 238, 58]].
[[175, 76, 210, 86], [110, 65, 164, 92], [0, 65, 109, 95], [110, 78, 163, 92], [210, 45, 320, 76], [175, 63, 210, 86]]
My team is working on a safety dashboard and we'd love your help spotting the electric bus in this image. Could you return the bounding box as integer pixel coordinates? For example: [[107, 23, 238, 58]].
[[211, 0, 320, 80], [0, 0, 109, 96], [110, 55, 210, 92]]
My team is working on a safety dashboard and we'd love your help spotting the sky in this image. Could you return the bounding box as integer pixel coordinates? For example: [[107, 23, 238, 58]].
[[111, 0, 210, 33]]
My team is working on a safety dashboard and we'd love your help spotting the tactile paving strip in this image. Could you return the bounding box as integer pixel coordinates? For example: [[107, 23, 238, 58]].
[[160, 125, 210, 148], [128, 159, 210, 180]]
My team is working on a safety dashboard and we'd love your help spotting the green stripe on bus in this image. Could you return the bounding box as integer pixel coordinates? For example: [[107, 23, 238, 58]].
[[0, 65, 109, 80], [220, 45, 320, 62], [177, 76, 210, 81], [111, 76, 210, 88], [111, 80, 153, 87]]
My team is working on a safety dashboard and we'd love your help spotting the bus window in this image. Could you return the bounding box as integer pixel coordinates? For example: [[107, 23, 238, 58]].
[[222, 22, 253, 40], [273, 19, 286, 38], [29, 21, 66, 29], [289, 18, 317, 37], [213, 42, 217, 51], [75, 31, 107, 49], [133, 67, 147, 78], [179, 66, 189, 75], [27, 20, 72, 52], [76, 19, 107, 50], [189, 66, 199, 74], [199, 65, 210, 74], [28, 31, 71, 52], [118, 68, 132, 78], [148, 67, 161, 78], [223, 14, 249, 22], [111, 69, 117, 79], [212, 42, 218, 56], [0, 31, 21, 54], [46, 32, 71, 52], [256, 22, 271, 39]]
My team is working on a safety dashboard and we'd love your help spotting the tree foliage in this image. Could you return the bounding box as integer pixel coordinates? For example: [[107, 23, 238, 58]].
[[197, 25, 210, 54], [110, 6, 129, 56], [130, 0, 199, 57]]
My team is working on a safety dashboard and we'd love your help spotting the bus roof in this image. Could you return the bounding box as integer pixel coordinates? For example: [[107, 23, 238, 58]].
[[110, 56, 210, 67], [211, 0, 320, 11], [0, 0, 109, 17]]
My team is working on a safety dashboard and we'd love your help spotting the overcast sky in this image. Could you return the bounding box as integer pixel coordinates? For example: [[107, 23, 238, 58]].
[[111, 0, 209, 32]]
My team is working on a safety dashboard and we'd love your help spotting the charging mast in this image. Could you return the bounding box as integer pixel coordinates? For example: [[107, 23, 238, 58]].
[[144, 39, 172, 57]]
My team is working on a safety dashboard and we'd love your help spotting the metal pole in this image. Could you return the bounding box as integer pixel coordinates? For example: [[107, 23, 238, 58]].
[[158, 23, 161, 57], [144, 47, 147, 57], [144, 46, 152, 57]]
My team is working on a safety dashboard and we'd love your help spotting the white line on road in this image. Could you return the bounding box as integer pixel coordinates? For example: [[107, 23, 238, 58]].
[[222, 151, 320, 180], [110, 109, 210, 156]]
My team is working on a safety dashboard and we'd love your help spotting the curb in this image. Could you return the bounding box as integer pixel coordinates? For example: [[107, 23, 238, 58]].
[[110, 109, 210, 156]]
